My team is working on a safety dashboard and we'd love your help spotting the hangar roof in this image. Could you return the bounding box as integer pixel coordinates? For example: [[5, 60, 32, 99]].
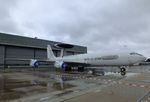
[[0, 32, 87, 53]]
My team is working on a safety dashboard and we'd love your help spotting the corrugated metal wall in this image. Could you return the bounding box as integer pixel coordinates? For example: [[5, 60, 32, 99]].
[[35, 49, 47, 59], [0, 45, 80, 66], [5, 46, 34, 65], [5, 46, 34, 59], [0, 45, 4, 65]]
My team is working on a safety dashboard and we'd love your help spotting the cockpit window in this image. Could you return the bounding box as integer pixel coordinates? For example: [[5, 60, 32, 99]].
[[130, 52, 143, 56]]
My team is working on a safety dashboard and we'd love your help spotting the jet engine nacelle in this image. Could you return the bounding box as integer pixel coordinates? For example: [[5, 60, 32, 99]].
[[54, 61, 69, 71], [30, 59, 39, 67]]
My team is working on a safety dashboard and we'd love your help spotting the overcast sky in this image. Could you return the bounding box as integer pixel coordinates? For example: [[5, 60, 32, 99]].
[[0, 0, 150, 57]]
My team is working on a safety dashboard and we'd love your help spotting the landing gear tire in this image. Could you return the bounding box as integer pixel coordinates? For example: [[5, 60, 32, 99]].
[[120, 67, 126, 72], [65, 67, 72, 71], [68, 67, 72, 71], [121, 71, 126, 76], [120, 67, 126, 76], [78, 67, 84, 72]]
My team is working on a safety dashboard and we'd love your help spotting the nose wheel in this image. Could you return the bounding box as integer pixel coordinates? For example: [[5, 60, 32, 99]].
[[120, 67, 126, 76], [121, 71, 126, 76]]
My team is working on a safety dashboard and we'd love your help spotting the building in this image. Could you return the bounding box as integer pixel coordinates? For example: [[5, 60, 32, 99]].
[[0, 32, 87, 68]]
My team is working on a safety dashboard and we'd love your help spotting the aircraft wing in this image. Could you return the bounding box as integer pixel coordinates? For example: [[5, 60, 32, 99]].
[[4, 58, 49, 62], [4, 58, 54, 67]]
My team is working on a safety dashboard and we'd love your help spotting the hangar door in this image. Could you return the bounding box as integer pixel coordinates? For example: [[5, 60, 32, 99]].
[[5, 46, 34, 65], [35, 49, 47, 59], [5, 46, 34, 59]]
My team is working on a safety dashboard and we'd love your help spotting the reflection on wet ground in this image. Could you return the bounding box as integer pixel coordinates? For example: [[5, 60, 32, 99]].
[[0, 66, 149, 102], [0, 76, 45, 101], [0, 73, 75, 102], [53, 82, 75, 90]]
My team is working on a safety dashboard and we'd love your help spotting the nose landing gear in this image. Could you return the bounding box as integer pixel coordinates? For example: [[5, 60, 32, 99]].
[[120, 67, 126, 76]]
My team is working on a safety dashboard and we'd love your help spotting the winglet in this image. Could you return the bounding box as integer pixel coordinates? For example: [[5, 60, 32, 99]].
[[47, 45, 56, 61]]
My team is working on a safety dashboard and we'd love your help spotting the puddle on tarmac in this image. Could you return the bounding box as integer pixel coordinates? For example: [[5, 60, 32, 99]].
[[0, 76, 47, 101], [0, 75, 75, 101]]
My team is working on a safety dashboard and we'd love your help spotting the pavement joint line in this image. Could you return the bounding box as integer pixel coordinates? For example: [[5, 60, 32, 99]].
[[117, 81, 150, 89], [43, 83, 116, 102]]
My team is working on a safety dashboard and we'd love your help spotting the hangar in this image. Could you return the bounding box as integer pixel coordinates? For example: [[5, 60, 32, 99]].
[[0, 32, 87, 68]]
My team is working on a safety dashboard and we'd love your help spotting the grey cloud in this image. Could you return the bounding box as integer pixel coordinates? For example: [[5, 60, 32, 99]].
[[0, 0, 20, 33], [0, 0, 150, 57]]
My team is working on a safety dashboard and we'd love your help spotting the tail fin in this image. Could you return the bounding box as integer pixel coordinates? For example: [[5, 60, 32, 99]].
[[47, 45, 56, 61]]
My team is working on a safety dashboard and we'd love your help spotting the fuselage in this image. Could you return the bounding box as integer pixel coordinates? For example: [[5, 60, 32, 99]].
[[55, 52, 146, 66], [46, 45, 146, 76]]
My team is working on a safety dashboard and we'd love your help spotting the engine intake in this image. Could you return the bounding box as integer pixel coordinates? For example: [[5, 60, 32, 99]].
[[30, 59, 39, 67], [54, 61, 69, 71]]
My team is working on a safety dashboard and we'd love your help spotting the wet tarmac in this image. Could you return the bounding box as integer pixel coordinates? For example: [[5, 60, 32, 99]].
[[0, 75, 46, 101], [0, 72, 74, 102], [0, 65, 150, 102]]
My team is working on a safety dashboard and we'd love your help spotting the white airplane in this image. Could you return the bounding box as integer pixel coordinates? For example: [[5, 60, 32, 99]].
[[30, 45, 146, 76]]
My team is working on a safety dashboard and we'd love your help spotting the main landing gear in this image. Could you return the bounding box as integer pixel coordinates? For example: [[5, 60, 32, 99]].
[[78, 67, 84, 72], [120, 66, 126, 76]]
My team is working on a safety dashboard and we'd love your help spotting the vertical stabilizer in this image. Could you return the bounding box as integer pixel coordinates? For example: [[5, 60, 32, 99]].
[[47, 45, 56, 61]]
